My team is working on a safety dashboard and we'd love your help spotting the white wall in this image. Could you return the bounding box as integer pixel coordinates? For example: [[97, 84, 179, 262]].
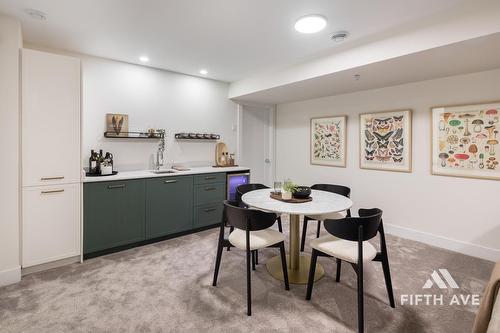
[[239, 105, 274, 185], [0, 15, 22, 286], [276, 69, 500, 262], [80, 56, 237, 171]]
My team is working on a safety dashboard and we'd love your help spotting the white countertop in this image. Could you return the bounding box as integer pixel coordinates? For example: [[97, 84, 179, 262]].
[[242, 188, 352, 215], [83, 166, 250, 183]]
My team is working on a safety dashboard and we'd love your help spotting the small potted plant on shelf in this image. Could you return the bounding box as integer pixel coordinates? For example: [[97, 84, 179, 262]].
[[282, 179, 298, 200]]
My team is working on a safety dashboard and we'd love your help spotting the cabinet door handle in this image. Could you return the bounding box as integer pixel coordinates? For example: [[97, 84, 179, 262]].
[[41, 189, 65, 194], [205, 187, 216, 191], [108, 184, 125, 189], [41, 176, 65, 181], [204, 208, 217, 212], [204, 176, 216, 180], [164, 180, 178, 184]]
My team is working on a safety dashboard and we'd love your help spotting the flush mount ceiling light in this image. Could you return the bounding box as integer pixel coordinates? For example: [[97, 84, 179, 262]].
[[24, 8, 47, 21], [139, 56, 149, 62], [199, 69, 208, 75], [331, 31, 349, 42], [294, 15, 327, 34]]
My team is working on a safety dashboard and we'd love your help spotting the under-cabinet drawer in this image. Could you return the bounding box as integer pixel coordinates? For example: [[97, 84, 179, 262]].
[[194, 204, 223, 228], [194, 183, 225, 206], [193, 173, 226, 185]]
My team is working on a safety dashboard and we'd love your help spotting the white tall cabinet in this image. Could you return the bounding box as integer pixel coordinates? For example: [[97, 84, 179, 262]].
[[21, 49, 81, 268]]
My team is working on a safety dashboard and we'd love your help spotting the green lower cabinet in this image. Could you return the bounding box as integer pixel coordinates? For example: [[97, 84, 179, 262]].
[[145, 176, 194, 238], [84, 179, 146, 254], [194, 203, 223, 228], [83, 172, 233, 256]]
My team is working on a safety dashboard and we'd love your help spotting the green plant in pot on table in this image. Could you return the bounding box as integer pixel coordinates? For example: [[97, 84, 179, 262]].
[[282, 180, 298, 200]]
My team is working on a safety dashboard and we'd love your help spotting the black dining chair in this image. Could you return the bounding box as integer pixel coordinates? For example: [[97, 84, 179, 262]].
[[236, 183, 283, 233], [212, 200, 289, 316], [300, 184, 351, 252], [233, 184, 284, 267], [305, 208, 395, 333]]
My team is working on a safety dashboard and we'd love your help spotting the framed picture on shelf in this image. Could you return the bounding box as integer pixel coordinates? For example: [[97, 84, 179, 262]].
[[310, 115, 347, 167], [359, 109, 412, 172], [106, 113, 129, 137], [431, 102, 500, 180]]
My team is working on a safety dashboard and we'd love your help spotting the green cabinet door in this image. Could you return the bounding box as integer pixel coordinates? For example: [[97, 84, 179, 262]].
[[83, 179, 146, 254], [145, 176, 193, 238]]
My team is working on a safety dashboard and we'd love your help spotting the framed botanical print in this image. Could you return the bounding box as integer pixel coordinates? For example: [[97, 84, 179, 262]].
[[359, 110, 412, 172], [310, 116, 347, 167], [431, 102, 500, 180]]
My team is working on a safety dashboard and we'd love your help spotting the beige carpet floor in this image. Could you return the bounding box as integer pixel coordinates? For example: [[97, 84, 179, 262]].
[[0, 218, 494, 333]]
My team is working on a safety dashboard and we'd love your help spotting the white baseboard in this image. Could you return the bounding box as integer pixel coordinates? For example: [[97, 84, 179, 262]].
[[0, 266, 21, 287], [384, 223, 500, 263]]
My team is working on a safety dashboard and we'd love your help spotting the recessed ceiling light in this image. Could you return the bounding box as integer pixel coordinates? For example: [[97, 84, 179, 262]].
[[199, 69, 208, 75], [294, 15, 327, 34], [139, 56, 149, 62], [24, 8, 47, 21], [331, 31, 349, 42]]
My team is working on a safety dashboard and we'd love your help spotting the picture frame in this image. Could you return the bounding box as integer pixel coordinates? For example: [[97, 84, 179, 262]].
[[431, 101, 500, 180], [359, 109, 412, 172], [106, 113, 129, 137], [310, 115, 347, 167]]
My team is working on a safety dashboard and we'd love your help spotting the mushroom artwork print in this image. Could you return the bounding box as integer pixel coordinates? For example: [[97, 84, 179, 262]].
[[432, 102, 500, 180], [310, 116, 347, 167], [359, 110, 412, 172]]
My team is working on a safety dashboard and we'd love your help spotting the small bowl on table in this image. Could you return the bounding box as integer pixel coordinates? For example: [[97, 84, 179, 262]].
[[293, 186, 311, 199]]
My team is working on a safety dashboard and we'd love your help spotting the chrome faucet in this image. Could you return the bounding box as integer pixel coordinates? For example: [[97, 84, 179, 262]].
[[155, 129, 166, 170]]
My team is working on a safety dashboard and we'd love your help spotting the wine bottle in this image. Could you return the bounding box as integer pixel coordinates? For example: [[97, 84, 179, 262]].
[[89, 150, 97, 174]]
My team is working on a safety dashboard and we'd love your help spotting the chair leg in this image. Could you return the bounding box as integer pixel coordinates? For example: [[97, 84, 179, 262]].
[[212, 225, 225, 286], [277, 216, 283, 233], [246, 248, 252, 316], [381, 254, 395, 308], [316, 220, 321, 238], [357, 228, 364, 333], [255, 250, 258, 265], [335, 258, 342, 282], [251, 251, 256, 271], [278, 242, 290, 290], [305, 249, 318, 300], [227, 226, 234, 251], [300, 218, 309, 252], [357, 264, 364, 333]]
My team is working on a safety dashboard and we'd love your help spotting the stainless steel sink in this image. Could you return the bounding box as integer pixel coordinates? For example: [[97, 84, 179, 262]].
[[150, 169, 178, 174]]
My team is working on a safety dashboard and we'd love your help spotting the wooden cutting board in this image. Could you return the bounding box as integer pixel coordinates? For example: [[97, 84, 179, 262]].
[[270, 192, 312, 203]]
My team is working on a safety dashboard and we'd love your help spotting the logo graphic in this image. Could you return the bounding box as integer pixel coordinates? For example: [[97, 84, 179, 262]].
[[401, 268, 480, 306], [422, 269, 459, 289]]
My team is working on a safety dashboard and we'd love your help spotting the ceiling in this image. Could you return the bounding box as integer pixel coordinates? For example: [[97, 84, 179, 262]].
[[0, 0, 466, 82], [230, 33, 500, 105]]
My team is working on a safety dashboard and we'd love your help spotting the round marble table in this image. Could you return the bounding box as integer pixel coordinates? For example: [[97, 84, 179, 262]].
[[242, 188, 353, 284]]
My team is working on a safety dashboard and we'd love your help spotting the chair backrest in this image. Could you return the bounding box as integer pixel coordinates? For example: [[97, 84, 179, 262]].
[[223, 200, 277, 231], [323, 208, 382, 242], [236, 183, 269, 205], [311, 184, 350, 198]]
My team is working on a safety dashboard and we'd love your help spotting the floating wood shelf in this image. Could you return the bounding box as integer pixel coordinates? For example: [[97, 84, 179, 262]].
[[104, 131, 164, 139]]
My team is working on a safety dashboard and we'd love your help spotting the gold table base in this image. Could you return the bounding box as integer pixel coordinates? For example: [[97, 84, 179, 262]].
[[265, 213, 324, 284], [266, 254, 325, 284]]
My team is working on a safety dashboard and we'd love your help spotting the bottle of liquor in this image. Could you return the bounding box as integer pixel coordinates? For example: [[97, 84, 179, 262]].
[[105, 152, 114, 171], [97, 149, 104, 174], [89, 150, 98, 174]]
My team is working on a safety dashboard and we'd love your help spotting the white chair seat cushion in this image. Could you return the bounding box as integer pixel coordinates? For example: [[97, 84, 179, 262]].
[[310, 235, 377, 264], [307, 210, 347, 221], [229, 229, 285, 251]]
